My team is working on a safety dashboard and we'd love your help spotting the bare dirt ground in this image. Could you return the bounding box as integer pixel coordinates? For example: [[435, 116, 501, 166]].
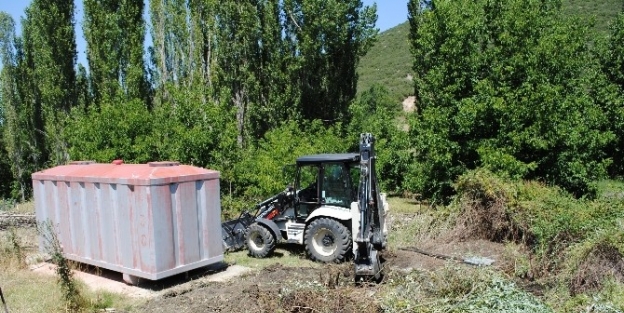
[[134, 207, 511, 313], [402, 96, 416, 113], [136, 242, 509, 313], [139, 261, 420, 313], [2, 201, 513, 313]]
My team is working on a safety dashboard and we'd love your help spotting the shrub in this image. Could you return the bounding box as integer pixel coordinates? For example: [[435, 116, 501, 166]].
[[226, 120, 349, 214], [565, 227, 624, 295], [38, 221, 86, 312], [452, 169, 624, 276]]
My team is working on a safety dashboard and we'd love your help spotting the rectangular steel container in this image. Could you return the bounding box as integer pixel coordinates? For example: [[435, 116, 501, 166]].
[[32, 161, 223, 281]]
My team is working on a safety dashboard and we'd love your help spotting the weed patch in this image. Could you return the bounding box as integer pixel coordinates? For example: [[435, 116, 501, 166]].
[[0, 228, 28, 270], [381, 266, 552, 313], [565, 228, 624, 295], [452, 169, 624, 277], [38, 221, 86, 312]]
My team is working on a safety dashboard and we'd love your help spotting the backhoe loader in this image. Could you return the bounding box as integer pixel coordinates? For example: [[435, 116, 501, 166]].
[[222, 133, 389, 280]]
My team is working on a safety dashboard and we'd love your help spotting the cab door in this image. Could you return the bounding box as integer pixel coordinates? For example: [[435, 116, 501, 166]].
[[295, 164, 321, 221]]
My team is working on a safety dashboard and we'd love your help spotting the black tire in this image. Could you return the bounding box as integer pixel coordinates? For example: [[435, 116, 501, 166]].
[[304, 218, 352, 263], [245, 223, 276, 258]]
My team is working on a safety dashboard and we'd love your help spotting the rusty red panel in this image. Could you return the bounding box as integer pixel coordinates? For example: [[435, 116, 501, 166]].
[[32, 161, 219, 186], [32, 161, 223, 281]]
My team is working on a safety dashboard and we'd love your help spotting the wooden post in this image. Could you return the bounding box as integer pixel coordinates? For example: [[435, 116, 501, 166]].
[[0, 286, 9, 313]]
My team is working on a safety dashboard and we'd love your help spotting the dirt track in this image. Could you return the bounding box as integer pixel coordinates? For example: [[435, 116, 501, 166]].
[[137, 236, 508, 313], [1, 204, 511, 312], [134, 200, 512, 313]]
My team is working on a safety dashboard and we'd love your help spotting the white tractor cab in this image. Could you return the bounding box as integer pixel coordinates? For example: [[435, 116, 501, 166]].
[[222, 133, 389, 279]]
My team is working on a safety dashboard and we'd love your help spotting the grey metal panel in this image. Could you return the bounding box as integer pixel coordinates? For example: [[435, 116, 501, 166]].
[[196, 180, 207, 260], [152, 184, 176, 272], [176, 181, 201, 265], [57, 181, 72, 255], [206, 179, 223, 259], [84, 182, 100, 262], [32, 162, 224, 281], [68, 182, 84, 258]]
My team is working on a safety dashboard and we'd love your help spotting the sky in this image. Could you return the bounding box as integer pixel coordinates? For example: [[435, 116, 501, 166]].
[[0, 1, 409, 66]]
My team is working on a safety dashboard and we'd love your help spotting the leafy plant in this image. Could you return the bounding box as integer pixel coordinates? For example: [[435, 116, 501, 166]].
[[382, 266, 553, 313], [406, 0, 616, 200], [38, 221, 85, 312]]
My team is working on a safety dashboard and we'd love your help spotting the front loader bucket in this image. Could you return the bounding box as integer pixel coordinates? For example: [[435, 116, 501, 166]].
[[222, 212, 255, 252]]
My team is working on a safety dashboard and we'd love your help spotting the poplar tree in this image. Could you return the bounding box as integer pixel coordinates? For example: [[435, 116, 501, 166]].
[[283, 0, 378, 123], [22, 0, 77, 165], [84, 0, 148, 103], [0, 13, 30, 200]]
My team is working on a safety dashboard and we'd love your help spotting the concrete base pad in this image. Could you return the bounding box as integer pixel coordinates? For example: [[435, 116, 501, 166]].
[[31, 262, 252, 299]]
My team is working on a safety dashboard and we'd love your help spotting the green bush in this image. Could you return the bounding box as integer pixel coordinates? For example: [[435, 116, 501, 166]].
[[453, 169, 624, 275], [65, 99, 155, 163], [227, 120, 349, 213]]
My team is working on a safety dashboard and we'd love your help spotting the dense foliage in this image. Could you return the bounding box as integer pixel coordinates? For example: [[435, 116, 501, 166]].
[[0, 0, 623, 206], [406, 0, 624, 200], [0, 0, 378, 208]]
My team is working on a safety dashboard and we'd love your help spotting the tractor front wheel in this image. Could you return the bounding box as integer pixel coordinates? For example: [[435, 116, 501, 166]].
[[305, 218, 352, 263], [245, 223, 276, 258]]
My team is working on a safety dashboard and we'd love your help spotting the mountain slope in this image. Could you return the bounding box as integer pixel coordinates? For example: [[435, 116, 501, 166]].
[[356, 22, 413, 101]]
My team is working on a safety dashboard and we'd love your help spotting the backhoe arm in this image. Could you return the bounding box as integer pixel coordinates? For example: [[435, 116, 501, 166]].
[[353, 133, 387, 279]]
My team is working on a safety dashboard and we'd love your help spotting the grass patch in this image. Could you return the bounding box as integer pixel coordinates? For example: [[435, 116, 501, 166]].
[[595, 179, 624, 201], [386, 197, 456, 248], [0, 267, 64, 313], [225, 244, 319, 269], [0, 200, 35, 214], [387, 196, 425, 214], [0, 228, 63, 312], [1, 223, 137, 312], [0, 267, 136, 313]]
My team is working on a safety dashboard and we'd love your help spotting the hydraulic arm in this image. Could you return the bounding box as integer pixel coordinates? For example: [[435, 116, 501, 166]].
[[353, 133, 387, 279]]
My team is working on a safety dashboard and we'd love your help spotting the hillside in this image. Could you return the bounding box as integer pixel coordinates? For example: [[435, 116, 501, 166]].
[[563, 0, 623, 33], [356, 22, 413, 101], [357, 0, 623, 102]]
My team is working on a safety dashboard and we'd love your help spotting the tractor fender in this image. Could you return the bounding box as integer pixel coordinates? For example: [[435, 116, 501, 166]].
[[255, 218, 283, 241], [305, 206, 352, 223]]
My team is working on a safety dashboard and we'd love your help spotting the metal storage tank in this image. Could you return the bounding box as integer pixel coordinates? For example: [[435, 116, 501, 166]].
[[32, 160, 223, 284]]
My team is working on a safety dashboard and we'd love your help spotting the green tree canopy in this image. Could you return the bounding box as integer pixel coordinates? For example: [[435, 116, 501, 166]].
[[407, 0, 615, 200]]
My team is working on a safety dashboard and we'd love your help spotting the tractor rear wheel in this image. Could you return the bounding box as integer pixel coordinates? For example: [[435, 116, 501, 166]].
[[245, 223, 276, 258], [305, 218, 351, 263]]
